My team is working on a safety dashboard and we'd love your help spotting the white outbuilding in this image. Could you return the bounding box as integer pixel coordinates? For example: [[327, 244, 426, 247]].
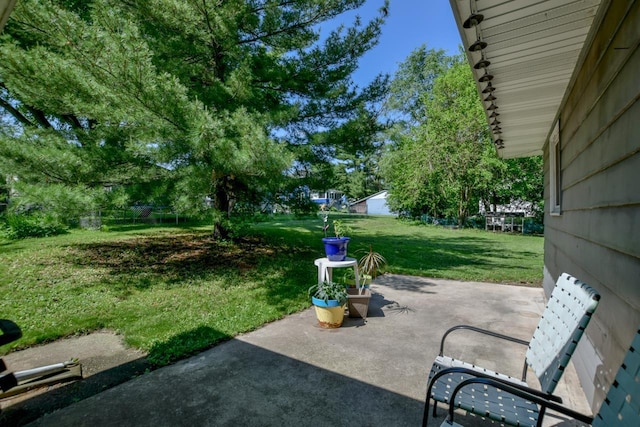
[[350, 191, 393, 216]]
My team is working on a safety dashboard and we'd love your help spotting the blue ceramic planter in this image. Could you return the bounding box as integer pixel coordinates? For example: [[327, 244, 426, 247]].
[[322, 237, 350, 261]]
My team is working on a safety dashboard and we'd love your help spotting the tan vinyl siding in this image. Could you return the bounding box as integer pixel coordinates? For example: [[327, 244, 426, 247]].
[[543, 0, 640, 410], [0, 0, 17, 32]]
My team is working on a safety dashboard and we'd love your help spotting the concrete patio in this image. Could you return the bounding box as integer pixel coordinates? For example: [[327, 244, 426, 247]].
[[12, 275, 592, 426]]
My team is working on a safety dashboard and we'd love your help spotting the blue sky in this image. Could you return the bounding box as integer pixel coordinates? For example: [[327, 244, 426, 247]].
[[332, 1, 463, 88]]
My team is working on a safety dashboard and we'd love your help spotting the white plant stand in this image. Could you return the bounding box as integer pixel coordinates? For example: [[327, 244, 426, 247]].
[[314, 257, 360, 288]]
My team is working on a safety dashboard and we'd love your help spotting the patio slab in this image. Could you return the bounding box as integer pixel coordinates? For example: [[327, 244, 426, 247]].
[[15, 275, 591, 426]]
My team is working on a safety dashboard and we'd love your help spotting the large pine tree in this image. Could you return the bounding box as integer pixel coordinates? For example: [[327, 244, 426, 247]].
[[0, 0, 388, 237]]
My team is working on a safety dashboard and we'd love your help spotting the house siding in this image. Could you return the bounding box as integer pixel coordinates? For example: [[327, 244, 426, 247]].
[[543, 0, 640, 410], [367, 191, 392, 215]]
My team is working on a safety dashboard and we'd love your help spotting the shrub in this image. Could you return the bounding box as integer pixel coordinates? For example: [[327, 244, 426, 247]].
[[523, 219, 544, 235], [289, 196, 318, 219], [1, 213, 68, 239], [465, 215, 486, 229]]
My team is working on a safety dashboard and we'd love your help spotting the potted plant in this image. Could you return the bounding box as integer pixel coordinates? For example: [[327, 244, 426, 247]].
[[357, 245, 386, 284], [341, 245, 387, 288], [321, 216, 353, 261], [308, 280, 348, 328], [346, 246, 387, 319]]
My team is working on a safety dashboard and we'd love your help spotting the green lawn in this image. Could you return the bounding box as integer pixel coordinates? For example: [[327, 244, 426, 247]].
[[0, 215, 543, 365], [255, 214, 544, 284]]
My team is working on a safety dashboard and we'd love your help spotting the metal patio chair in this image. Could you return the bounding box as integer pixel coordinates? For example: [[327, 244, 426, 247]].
[[423, 273, 600, 427], [440, 326, 640, 426]]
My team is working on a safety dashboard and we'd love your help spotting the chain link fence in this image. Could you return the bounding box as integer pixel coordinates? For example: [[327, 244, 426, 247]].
[[78, 206, 189, 229]]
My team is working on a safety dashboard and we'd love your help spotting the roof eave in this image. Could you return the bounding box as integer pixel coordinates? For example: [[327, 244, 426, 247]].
[[448, 0, 606, 158]]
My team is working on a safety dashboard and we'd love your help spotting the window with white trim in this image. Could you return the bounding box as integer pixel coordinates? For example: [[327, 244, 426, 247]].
[[549, 121, 561, 215]]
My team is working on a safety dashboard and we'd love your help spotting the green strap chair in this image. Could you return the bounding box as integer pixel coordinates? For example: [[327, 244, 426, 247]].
[[423, 273, 600, 427], [440, 326, 640, 426]]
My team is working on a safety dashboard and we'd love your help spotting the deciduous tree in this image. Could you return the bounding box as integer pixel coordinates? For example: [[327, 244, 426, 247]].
[[381, 50, 504, 225]]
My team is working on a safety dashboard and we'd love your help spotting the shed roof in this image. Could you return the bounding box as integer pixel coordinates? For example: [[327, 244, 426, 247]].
[[350, 190, 387, 206]]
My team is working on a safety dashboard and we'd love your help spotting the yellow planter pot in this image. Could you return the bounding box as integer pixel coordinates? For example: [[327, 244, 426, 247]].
[[312, 298, 345, 328]]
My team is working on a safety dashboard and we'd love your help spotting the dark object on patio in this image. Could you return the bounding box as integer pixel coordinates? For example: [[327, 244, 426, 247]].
[[0, 319, 83, 400], [441, 326, 640, 426], [422, 273, 600, 427]]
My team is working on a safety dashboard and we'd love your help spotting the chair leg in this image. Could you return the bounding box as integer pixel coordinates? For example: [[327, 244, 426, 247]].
[[422, 399, 437, 427], [422, 398, 432, 427]]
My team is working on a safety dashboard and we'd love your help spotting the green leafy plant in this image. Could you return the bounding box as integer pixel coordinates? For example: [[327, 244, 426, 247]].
[[332, 220, 352, 238], [1, 213, 68, 239], [337, 246, 386, 289], [340, 268, 357, 283], [322, 215, 352, 238], [308, 280, 348, 305]]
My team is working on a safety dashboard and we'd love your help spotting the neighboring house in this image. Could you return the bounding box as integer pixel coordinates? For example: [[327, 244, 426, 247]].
[[350, 191, 394, 216], [450, 0, 639, 412], [310, 189, 345, 208]]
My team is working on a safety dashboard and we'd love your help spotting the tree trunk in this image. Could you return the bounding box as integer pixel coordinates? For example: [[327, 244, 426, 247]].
[[212, 174, 236, 240], [458, 186, 469, 227], [482, 197, 491, 215]]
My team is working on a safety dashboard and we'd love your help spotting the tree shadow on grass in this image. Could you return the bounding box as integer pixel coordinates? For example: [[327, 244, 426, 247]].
[[63, 231, 319, 309]]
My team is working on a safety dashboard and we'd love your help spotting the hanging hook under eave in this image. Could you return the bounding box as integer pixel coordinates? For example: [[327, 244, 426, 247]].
[[469, 39, 487, 51], [474, 58, 491, 69], [463, 12, 484, 28], [478, 71, 493, 82], [482, 83, 495, 93]]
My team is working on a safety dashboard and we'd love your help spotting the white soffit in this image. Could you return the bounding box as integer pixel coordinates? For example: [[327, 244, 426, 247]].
[[0, 0, 17, 32], [449, 0, 602, 158]]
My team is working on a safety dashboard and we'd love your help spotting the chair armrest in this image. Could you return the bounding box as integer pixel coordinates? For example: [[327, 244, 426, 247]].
[[444, 376, 592, 425], [439, 325, 529, 356]]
